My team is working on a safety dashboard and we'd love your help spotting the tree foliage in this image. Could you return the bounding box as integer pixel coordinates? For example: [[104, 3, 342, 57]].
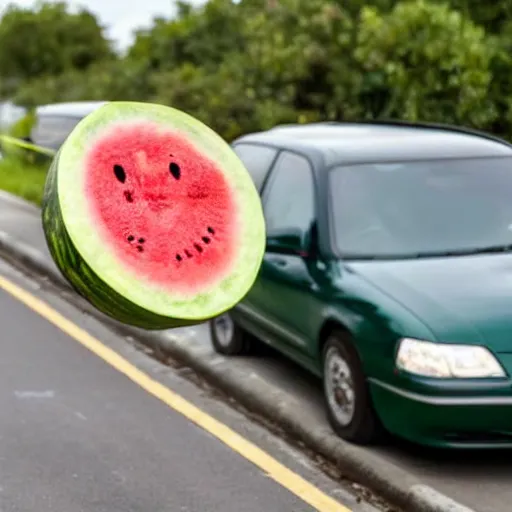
[[0, 1, 113, 96], [129, 0, 246, 71], [355, 0, 497, 126], [3, 0, 512, 141]]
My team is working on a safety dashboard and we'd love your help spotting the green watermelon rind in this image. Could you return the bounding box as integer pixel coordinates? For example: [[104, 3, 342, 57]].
[[42, 101, 265, 327]]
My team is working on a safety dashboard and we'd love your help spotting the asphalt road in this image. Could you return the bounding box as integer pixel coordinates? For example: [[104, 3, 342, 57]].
[[0, 258, 375, 512], [170, 335, 511, 512], [174, 324, 512, 512], [4, 190, 504, 512]]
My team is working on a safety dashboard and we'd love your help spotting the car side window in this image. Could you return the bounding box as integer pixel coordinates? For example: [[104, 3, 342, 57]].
[[31, 115, 82, 150], [232, 143, 278, 191], [262, 151, 315, 234]]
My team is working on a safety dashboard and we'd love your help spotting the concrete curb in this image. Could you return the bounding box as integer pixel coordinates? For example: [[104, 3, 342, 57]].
[[0, 196, 477, 512]]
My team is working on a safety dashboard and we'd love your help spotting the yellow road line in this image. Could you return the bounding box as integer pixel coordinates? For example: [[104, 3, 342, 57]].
[[0, 273, 352, 512]]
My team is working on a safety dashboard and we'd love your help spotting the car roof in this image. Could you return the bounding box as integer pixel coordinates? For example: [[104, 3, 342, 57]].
[[36, 101, 107, 118], [235, 122, 512, 167]]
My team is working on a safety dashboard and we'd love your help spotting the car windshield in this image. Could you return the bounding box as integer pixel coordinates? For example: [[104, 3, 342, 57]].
[[329, 156, 512, 259]]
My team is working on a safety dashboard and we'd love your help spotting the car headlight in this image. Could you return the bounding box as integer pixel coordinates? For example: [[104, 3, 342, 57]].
[[396, 338, 506, 378]]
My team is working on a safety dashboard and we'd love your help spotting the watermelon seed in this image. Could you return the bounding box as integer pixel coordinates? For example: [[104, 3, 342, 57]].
[[194, 243, 203, 253], [137, 245, 144, 252], [138, 238, 145, 244], [169, 162, 181, 180], [124, 190, 134, 203], [207, 226, 215, 235], [185, 250, 193, 258], [176, 254, 182, 262], [114, 164, 126, 183], [127, 235, 134, 242], [202, 236, 211, 244]]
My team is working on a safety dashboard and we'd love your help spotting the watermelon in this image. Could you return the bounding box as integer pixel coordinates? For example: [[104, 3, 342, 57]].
[[41, 101, 265, 330]]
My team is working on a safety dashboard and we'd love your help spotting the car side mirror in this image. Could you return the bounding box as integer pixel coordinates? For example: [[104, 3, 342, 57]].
[[266, 227, 308, 257]]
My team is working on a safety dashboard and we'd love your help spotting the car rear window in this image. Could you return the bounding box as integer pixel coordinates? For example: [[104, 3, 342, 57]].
[[31, 115, 83, 150]]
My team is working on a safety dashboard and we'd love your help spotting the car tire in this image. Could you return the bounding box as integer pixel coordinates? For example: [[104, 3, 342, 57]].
[[322, 330, 382, 445], [210, 312, 251, 356]]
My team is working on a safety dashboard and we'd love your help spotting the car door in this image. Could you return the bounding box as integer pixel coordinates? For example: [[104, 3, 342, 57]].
[[243, 150, 321, 356], [230, 142, 280, 317]]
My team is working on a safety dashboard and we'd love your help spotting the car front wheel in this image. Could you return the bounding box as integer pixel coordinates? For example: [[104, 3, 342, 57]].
[[322, 331, 382, 445], [210, 312, 251, 356]]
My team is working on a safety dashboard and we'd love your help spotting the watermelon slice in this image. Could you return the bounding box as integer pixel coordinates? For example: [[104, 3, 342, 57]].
[[41, 101, 265, 330]]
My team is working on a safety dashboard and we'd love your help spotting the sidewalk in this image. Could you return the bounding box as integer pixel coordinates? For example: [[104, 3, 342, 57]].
[[0, 190, 477, 512]]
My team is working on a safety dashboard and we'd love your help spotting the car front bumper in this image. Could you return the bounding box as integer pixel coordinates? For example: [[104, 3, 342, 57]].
[[369, 377, 512, 448]]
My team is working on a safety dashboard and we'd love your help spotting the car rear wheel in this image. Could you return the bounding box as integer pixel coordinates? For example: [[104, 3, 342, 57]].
[[322, 331, 382, 445], [210, 312, 251, 355]]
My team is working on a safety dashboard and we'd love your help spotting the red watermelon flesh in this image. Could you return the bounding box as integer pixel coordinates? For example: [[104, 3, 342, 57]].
[[84, 122, 238, 295]]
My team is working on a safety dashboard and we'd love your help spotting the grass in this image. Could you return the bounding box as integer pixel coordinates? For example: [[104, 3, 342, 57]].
[[0, 155, 49, 205]]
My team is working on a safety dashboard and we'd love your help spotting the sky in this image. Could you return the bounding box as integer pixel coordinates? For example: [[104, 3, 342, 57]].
[[0, 0, 205, 50]]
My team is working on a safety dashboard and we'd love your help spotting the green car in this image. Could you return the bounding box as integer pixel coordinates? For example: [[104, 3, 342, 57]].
[[209, 121, 512, 449]]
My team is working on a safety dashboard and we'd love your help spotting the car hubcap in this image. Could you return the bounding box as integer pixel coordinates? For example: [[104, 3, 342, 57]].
[[213, 314, 235, 347], [325, 346, 355, 426]]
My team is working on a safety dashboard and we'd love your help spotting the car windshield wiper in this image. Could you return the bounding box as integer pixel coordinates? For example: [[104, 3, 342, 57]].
[[441, 245, 512, 256], [343, 245, 512, 260]]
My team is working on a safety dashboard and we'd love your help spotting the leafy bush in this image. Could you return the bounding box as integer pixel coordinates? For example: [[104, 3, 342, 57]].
[[3, 0, 512, 143], [354, 0, 497, 127]]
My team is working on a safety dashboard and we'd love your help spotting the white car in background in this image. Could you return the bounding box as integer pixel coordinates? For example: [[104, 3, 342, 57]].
[[26, 101, 107, 153], [0, 101, 107, 159]]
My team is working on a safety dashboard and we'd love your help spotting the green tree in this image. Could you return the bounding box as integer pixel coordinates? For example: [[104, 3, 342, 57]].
[[230, 0, 361, 121], [128, 0, 246, 71], [150, 60, 300, 141], [331, 0, 394, 19], [14, 59, 154, 108], [0, 1, 114, 96], [6, 0, 512, 143], [441, 1, 512, 34], [485, 23, 512, 138], [354, 0, 497, 127], [331, 0, 512, 32], [149, 0, 362, 139]]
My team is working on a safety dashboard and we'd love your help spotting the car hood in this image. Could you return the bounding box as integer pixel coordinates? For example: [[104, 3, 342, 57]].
[[346, 254, 512, 353]]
